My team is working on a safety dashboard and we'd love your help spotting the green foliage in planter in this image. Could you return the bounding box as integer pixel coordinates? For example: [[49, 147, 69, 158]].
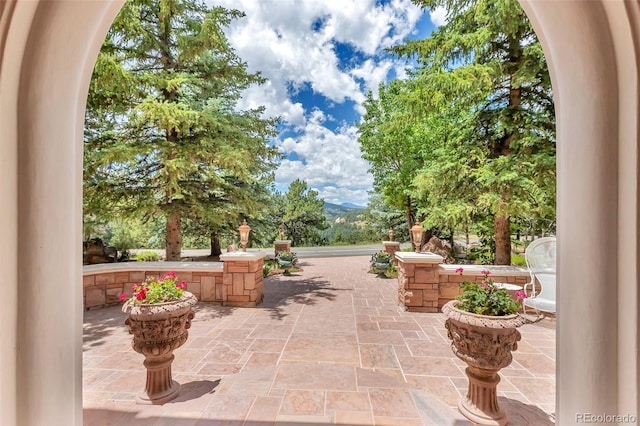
[[455, 269, 526, 316], [277, 251, 297, 263], [372, 251, 391, 263]]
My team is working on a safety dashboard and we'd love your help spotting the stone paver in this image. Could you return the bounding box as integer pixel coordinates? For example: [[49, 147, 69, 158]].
[[83, 255, 556, 425]]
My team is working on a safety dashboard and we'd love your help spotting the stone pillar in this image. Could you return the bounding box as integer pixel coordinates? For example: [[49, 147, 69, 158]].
[[0, 1, 124, 424], [219, 252, 266, 307], [395, 252, 443, 313], [274, 240, 292, 257], [522, 1, 640, 421], [382, 241, 401, 264]]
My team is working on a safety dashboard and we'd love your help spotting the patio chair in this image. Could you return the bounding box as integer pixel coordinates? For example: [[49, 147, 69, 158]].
[[523, 237, 556, 315]]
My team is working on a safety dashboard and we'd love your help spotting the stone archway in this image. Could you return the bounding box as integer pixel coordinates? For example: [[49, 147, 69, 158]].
[[1, 1, 639, 424], [521, 2, 640, 422], [1, 2, 125, 424]]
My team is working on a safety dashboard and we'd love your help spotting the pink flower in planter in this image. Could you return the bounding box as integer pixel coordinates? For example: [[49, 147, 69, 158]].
[[121, 271, 186, 305], [455, 267, 464, 274], [119, 292, 128, 302], [515, 290, 528, 299], [455, 268, 522, 316]]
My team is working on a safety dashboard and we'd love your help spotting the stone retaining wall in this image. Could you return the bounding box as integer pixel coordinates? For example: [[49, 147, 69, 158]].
[[395, 252, 531, 313], [83, 252, 266, 310], [83, 263, 224, 309]]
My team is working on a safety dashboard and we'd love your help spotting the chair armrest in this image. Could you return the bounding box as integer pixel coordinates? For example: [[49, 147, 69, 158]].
[[523, 281, 537, 297]]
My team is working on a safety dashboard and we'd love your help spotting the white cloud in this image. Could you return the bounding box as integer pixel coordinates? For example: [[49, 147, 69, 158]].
[[206, 0, 425, 204], [317, 185, 371, 207], [275, 111, 373, 201], [429, 6, 448, 27], [211, 0, 422, 120], [351, 58, 394, 98]]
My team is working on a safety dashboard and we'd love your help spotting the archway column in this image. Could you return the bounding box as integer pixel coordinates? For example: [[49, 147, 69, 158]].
[[1, 1, 123, 424], [522, 0, 639, 423], [0, 2, 37, 424]]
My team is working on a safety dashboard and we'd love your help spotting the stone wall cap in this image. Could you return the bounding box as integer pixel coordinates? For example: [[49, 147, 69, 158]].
[[83, 261, 223, 275], [220, 251, 267, 261], [394, 252, 444, 263], [382, 241, 401, 246], [439, 264, 530, 276], [273, 240, 292, 243]]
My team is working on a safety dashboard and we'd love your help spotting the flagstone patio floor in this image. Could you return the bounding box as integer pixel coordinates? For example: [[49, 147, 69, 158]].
[[83, 255, 556, 425]]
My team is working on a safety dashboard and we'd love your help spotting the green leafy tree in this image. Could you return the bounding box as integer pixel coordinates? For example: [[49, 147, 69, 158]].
[[358, 81, 424, 238], [274, 180, 329, 246], [84, 0, 280, 261], [391, 0, 555, 264]]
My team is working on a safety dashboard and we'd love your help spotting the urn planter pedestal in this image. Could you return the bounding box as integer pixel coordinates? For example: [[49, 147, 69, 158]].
[[371, 260, 391, 277], [122, 291, 197, 404], [276, 254, 296, 276], [442, 300, 526, 426]]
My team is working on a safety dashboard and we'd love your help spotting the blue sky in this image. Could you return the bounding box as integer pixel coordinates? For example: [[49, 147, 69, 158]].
[[210, 0, 445, 206]]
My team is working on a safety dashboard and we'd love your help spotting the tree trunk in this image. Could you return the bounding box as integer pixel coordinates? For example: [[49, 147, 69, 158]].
[[165, 213, 182, 261], [465, 222, 470, 246], [405, 195, 414, 244], [159, 14, 182, 263], [494, 215, 511, 265], [210, 233, 221, 257]]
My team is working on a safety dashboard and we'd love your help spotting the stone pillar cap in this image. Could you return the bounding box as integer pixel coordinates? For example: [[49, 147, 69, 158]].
[[220, 251, 267, 261], [394, 252, 443, 263]]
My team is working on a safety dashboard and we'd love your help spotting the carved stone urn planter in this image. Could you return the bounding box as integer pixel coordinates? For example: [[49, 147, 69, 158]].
[[122, 291, 197, 404], [276, 252, 297, 276], [370, 252, 392, 277], [372, 260, 391, 277], [442, 300, 526, 426]]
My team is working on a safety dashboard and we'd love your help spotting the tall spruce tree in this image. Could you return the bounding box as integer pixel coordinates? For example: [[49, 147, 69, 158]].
[[84, 0, 280, 260], [392, 0, 555, 264]]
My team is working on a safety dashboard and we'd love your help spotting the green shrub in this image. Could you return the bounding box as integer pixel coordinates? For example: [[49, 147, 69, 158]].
[[468, 246, 494, 265], [511, 255, 527, 266], [134, 251, 161, 262], [385, 265, 398, 278], [263, 263, 273, 278]]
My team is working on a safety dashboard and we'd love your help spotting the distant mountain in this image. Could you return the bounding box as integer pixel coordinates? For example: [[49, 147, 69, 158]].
[[323, 202, 366, 222], [323, 201, 365, 213], [341, 202, 366, 209]]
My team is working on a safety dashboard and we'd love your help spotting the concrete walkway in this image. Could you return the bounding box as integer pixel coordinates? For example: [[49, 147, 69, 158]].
[[83, 256, 556, 425]]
